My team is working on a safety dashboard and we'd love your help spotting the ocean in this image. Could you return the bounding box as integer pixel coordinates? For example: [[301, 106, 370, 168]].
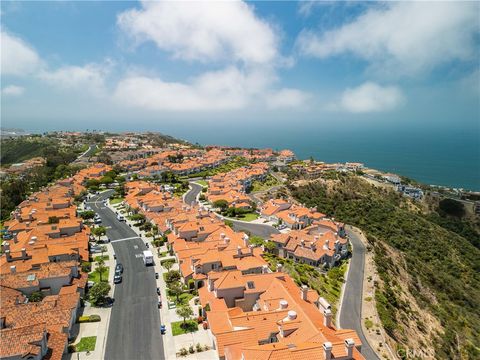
[[15, 121, 480, 191], [162, 124, 480, 191]]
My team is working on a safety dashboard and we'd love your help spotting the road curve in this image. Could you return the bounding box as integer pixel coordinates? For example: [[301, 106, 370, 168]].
[[184, 182, 203, 206], [340, 229, 379, 360], [88, 191, 165, 360]]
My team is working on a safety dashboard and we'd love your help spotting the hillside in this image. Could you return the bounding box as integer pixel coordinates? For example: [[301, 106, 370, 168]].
[[0, 137, 54, 165], [290, 175, 480, 359]]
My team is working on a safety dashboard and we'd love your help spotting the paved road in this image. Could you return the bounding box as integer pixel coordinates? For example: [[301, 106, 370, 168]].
[[339, 229, 378, 360], [229, 219, 280, 238], [77, 144, 97, 160], [184, 182, 203, 206], [88, 191, 165, 360], [183, 183, 279, 238]]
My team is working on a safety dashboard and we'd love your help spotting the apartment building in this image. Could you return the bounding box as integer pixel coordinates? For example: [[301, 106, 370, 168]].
[[198, 269, 363, 360]]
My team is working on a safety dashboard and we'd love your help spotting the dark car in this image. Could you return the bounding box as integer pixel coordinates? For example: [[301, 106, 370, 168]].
[[114, 274, 122, 284], [160, 325, 166, 334], [115, 263, 124, 274], [156, 287, 161, 296], [158, 300, 162, 309], [155, 272, 159, 279]]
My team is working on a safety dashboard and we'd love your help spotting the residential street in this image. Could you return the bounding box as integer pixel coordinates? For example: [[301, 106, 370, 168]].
[[339, 229, 379, 360], [184, 182, 203, 205], [88, 191, 165, 360]]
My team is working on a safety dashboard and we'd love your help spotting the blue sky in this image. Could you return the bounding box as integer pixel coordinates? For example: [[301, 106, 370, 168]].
[[1, 1, 479, 132]]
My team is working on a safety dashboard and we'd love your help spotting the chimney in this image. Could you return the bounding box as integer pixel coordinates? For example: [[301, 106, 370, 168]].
[[5, 250, 12, 262], [279, 299, 288, 309], [334, 240, 340, 252], [21, 248, 27, 259], [319, 297, 331, 312], [345, 339, 355, 359], [190, 257, 195, 270], [323, 342, 333, 360], [2, 242, 9, 252], [301, 285, 308, 301], [237, 246, 242, 256], [249, 244, 254, 255], [243, 234, 249, 247], [277, 263, 283, 273], [286, 310, 297, 320], [323, 308, 332, 327], [311, 242, 316, 251], [224, 236, 230, 245], [324, 239, 329, 250], [220, 233, 225, 240], [300, 239, 305, 247], [262, 265, 269, 274], [208, 277, 214, 291], [10, 265, 16, 274]]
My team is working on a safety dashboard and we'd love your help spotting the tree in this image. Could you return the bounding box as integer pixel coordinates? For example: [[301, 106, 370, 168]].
[[165, 270, 181, 285], [176, 305, 194, 326], [249, 236, 265, 247], [264, 241, 276, 253], [95, 258, 107, 282], [91, 226, 107, 240], [213, 199, 229, 211], [80, 210, 95, 220], [130, 213, 146, 223], [170, 282, 184, 303], [28, 291, 44, 302], [89, 282, 111, 306], [162, 259, 175, 272]]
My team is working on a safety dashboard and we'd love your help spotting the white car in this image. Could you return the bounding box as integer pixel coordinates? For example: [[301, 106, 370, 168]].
[[116, 214, 126, 222]]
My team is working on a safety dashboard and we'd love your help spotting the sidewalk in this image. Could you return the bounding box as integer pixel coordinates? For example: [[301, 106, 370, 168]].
[[69, 233, 115, 360]]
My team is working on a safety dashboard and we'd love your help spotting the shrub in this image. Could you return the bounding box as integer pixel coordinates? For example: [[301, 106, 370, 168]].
[[81, 261, 91, 273], [197, 316, 204, 324], [89, 314, 101, 322], [78, 316, 91, 323], [189, 345, 195, 354], [196, 343, 203, 352], [179, 348, 188, 356]]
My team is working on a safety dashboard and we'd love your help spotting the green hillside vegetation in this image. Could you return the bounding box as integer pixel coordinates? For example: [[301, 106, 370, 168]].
[[290, 176, 480, 359], [1, 137, 83, 220], [1, 136, 54, 165]]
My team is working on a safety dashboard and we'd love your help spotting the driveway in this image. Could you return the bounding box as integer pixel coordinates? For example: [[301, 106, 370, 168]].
[[88, 191, 165, 360], [339, 229, 379, 360]]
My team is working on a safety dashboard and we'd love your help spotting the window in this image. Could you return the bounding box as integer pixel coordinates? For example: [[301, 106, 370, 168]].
[[247, 281, 255, 289]]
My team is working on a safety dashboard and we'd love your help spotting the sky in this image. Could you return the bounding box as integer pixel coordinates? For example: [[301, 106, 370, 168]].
[[1, 1, 479, 133]]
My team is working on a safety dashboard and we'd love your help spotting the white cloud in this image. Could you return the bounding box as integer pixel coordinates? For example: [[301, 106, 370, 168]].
[[113, 66, 308, 111], [1, 85, 25, 96], [338, 82, 405, 113], [117, 1, 278, 65], [38, 61, 112, 96], [297, 2, 479, 75], [1, 31, 41, 76]]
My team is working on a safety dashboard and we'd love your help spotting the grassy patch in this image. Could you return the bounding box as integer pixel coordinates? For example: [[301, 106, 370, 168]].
[[236, 212, 259, 222], [167, 291, 194, 306], [251, 174, 281, 192], [94, 255, 109, 262], [365, 319, 374, 330], [74, 336, 97, 352], [110, 198, 124, 205], [88, 268, 109, 283], [195, 180, 208, 187], [171, 320, 198, 336]]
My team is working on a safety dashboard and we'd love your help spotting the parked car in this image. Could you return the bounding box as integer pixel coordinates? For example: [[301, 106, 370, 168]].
[[113, 253, 117, 260], [156, 287, 161, 296], [160, 325, 166, 334], [158, 300, 162, 309], [94, 218, 102, 224], [90, 246, 103, 254], [115, 263, 124, 274], [114, 274, 122, 284], [155, 272, 159, 279], [116, 214, 126, 222]]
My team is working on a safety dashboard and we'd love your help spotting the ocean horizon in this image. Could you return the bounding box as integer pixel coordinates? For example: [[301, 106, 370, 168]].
[[14, 124, 480, 191]]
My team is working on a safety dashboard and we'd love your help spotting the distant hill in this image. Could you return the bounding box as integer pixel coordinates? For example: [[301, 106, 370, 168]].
[[1, 137, 53, 165], [290, 175, 480, 359]]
